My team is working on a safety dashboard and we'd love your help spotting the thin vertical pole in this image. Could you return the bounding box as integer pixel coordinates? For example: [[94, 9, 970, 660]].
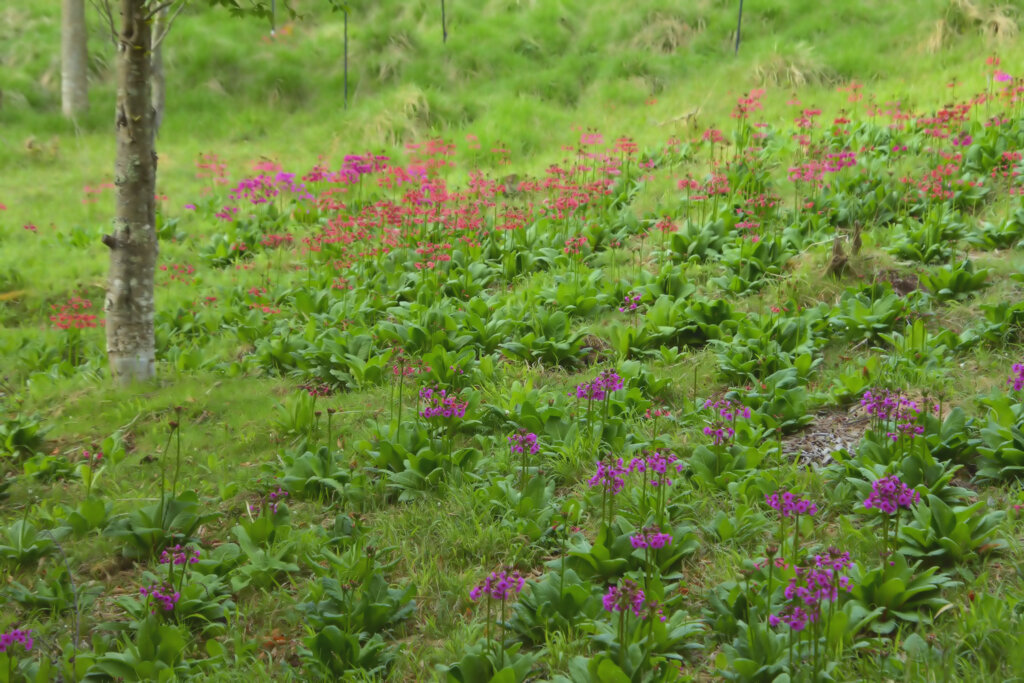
[[734, 0, 743, 55], [270, 0, 276, 36], [344, 9, 349, 109], [441, 0, 448, 43]]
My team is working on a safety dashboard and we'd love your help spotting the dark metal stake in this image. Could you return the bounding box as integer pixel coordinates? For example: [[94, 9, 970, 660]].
[[344, 9, 349, 109], [734, 0, 743, 55], [441, 0, 448, 43]]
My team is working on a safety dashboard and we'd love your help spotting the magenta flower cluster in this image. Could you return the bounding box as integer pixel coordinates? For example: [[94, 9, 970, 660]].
[[571, 370, 624, 401], [765, 490, 818, 517], [702, 398, 751, 445], [469, 569, 525, 602], [0, 629, 33, 654], [301, 382, 333, 398], [159, 544, 200, 566], [863, 475, 920, 514], [590, 451, 685, 494], [268, 486, 289, 514], [588, 458, 629, 495], [860, 389, 934, 441], [618, 292, 642, 313], [769, 604, 814, 631], [628, 450, 684, 487], [630, 526, 673, 549], [1008, 363, 1024, 391], [140, 583, 181, 613], [508, 432, 539, 455], [419, 387, 468, 419], [770, 549, 853, 632], [602, 579, 646, 617]]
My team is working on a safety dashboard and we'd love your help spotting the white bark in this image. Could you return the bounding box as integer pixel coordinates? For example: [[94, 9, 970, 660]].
[[152, 6, 167, 134], [104, 0, 157, 384], [61, 0, 89, 117]]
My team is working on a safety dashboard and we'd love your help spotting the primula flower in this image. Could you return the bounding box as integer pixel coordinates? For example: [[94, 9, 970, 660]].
[[0, 629, 33, 654], [630, 526, 673, 549], [863, 475, 919, 515], [159, 543, 201, 566], [140, 583, 181, 613], [702, 398, 751, 446], [571, 370, 624, 402], [765, 491, 818, 517], [860, 389, 930, 440], [627, 450, 683, 486], [469, 569, 525, 602], [588, 458, 628, 495], [508, 431, 539, 455], [618, 292, 643, 313], [769, 605, 813, 631], [419, 387, 468, 420], [603, 579, 646, 617], [1008, 363, 1024, 392]]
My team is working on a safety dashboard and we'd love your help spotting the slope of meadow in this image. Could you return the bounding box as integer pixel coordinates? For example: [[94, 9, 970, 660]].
[[2, 0, 1024, 680]]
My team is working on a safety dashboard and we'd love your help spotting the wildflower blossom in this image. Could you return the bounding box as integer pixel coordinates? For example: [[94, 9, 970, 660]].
[[0, 629, 33, 654], [628, 450, 683, 486], [863, 475, 919, 514], [469, 569, 525, 602], [618, 292, 643, 313], [508, 432, 539, 455], [603, 579, 646, 617], [588, 458, 628, 495], [630, 526, 673, 549], [571, 370, 624, 402], [765, 491, 818, 517], [702, 398, 751, 446], [140, 583, 181, 613], [860, 389, 931, 440], [419, 387, 468, 420], [159, 544, 201, 566], [1008, 363, 1024, 391], [769, 605, 813, 631]]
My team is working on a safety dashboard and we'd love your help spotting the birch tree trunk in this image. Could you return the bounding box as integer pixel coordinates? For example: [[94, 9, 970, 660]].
[[61, 0, 89, 117], [103, 0, 157, 383]]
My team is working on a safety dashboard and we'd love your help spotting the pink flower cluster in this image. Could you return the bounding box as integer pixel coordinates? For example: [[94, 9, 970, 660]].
[[628, 450, 684, 487], [602, 579, 646, 617], [769, 604, 814, 631], [863, 475, 919, 515], [159, 544, 200, 566], [770, 549, 852, 632], [630, 526, 673, 549], [702, 398, 751, 446], [588, 458, 629, 495], [508, 432, 539, 455], [1008, 363, 1024, 391], [860, 389, 933, 441], [618, 292, 642, 313], [0, 629, 33, 654], [419, 387, 468, 420], [571, 370, 624, 401], [140, 583, 181, 613], [469, 569, 525, 602], [765, 490, 818, 517]]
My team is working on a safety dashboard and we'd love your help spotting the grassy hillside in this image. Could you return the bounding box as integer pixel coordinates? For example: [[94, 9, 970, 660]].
[[1, 0, 1024, 680]]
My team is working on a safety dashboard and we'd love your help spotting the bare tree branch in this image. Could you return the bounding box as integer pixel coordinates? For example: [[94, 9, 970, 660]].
[[151, 0, 188, 50], [90, 0, 118, 45], [144, 0, 177, 21]]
